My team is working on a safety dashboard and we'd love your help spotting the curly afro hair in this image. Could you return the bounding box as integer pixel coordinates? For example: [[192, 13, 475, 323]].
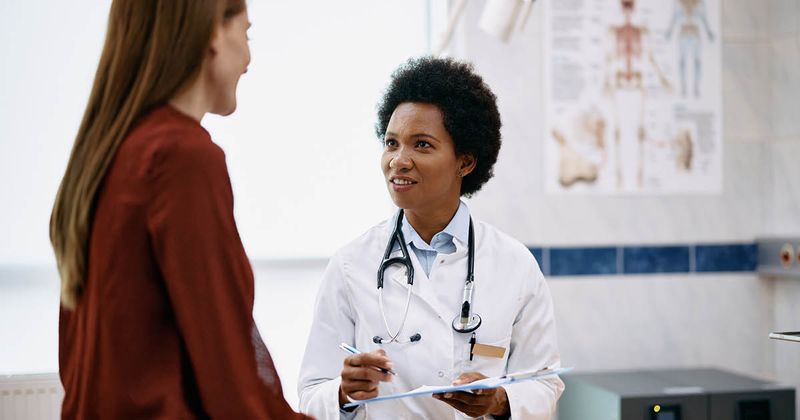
[[375, 56, 502, 197]]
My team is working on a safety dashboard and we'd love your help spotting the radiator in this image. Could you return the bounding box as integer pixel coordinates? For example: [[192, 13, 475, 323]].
[[0, 373, 62, 420]]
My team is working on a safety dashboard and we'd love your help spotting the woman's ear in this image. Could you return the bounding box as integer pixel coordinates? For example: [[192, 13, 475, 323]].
[[458, 154, 477, 177], [208, 25, 222, 56]]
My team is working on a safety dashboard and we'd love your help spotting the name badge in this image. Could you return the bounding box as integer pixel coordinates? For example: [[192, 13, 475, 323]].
[[472, 343, 506, 359]]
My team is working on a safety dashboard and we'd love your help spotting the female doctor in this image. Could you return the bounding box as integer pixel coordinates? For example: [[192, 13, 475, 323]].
[[298, 57, 564, 419]]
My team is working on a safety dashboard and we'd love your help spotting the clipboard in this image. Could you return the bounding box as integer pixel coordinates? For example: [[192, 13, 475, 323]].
[[343, 367, 572, 408], [769, 331, 800, 342]]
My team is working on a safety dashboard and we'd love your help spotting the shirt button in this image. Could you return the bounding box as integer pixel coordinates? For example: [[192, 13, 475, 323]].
[[438, 371, 445, 378]]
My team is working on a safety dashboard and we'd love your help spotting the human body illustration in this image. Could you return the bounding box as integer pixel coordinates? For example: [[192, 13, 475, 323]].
[[602, 0, 672, 190], [666, 0, 715, 98]]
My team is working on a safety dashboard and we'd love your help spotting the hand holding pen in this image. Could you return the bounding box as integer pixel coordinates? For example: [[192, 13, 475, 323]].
[[339, 343, 396, 375], [338, 343, 395, 407]]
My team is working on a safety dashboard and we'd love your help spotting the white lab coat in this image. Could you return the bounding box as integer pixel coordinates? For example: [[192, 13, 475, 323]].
[[298, 216, 564, 419]]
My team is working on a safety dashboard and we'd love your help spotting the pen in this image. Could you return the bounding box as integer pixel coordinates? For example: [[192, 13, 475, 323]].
[[338, 343, 397, 376], [469, 333, 476, 361]]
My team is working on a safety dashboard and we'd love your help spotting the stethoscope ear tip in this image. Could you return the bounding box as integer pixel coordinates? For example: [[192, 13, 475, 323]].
[[373, 336, 384, 344]]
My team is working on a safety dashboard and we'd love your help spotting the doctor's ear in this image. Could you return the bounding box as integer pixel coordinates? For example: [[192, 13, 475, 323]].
[[457, 154, 476, 178]]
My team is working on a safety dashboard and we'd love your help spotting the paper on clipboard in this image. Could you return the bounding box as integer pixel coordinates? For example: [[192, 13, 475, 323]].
[[343, 367, 572, 409]]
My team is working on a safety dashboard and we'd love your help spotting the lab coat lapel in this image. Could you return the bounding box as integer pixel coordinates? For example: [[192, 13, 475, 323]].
[[389, 248, 454, 322]]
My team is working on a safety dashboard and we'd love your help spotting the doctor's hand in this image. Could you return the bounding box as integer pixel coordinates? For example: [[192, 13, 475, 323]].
[[338, 349, 394, 407], [432, 372, 510, 419]]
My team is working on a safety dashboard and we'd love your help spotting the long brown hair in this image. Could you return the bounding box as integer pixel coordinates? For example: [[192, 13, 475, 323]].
[[50, 0, 245, 309]]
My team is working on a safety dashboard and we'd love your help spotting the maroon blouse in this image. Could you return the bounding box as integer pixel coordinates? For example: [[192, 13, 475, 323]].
[[59, 105, 312, 419]]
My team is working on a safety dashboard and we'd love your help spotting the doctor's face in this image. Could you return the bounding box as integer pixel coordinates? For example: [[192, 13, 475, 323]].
[[381, 102, 471, 215]]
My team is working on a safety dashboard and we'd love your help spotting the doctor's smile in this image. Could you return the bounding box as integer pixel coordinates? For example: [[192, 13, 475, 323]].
[[388, 175, 418, 192]]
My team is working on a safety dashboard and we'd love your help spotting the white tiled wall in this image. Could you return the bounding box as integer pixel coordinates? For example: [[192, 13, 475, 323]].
[[766, 0, 800, 238], [722, 42, 771, 142], [766, 142, 800, 235], [767, 0, 800, 411], [722, 0, 771, 41], [770, 36, 800, 142], [772, 276, 800, 392], [549, 274, 775, 376]]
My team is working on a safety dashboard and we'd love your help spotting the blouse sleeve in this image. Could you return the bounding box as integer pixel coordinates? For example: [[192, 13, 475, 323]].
[[145, 131, 310, 419]]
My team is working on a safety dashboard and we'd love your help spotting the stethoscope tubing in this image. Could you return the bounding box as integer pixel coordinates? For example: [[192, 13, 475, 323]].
[[375, 209, 480, 344], [377, 285, 413, 344]]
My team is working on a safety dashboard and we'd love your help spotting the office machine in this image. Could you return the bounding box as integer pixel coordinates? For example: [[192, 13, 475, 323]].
[[558, 368, 795, 420]]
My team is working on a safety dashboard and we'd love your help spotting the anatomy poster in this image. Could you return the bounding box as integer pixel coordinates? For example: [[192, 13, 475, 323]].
[[544, 0, 722, 194]]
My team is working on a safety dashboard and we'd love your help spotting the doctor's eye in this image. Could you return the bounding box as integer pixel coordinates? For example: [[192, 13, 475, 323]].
[[415, 140, 431, 149], [384, 138, 398, 148]]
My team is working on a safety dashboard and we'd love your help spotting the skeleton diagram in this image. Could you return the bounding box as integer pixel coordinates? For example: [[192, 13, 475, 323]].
[[665, 0, 714, 98], [604, 0, 671, 190]]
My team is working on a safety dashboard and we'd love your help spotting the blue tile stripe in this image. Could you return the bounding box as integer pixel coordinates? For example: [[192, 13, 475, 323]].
[[549, 247, 617, 276], [529, 247, 544, 267], [623, 246, 690, 274], [695, 243, 758, 272], [527, 243, 757, 276]]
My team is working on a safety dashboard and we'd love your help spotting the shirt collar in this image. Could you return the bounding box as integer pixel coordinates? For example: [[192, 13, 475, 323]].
[[400, 200, 470, 251]]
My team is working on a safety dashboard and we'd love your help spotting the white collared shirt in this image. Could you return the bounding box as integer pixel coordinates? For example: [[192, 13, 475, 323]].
[[401, 201, 470, 277]]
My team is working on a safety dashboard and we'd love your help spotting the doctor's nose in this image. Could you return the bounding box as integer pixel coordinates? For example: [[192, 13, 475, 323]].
[[389, 149, 413, 171]]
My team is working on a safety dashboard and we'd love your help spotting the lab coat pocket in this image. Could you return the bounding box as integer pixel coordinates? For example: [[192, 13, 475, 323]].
[[461, 335, 511, 379]]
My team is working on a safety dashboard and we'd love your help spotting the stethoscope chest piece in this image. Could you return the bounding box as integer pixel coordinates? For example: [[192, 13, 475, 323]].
[[452, 313, 482, 333]]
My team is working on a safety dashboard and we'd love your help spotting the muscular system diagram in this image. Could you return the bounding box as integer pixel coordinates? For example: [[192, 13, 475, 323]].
[[665, 0, 715, 98]]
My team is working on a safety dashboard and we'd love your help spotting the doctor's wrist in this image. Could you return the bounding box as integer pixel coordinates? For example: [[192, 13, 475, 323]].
[[338, 385, 358, 412], [338, 386, 349, 408]]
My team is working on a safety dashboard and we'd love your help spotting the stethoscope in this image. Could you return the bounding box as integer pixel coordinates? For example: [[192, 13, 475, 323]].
[[372, 209, 482, 345]]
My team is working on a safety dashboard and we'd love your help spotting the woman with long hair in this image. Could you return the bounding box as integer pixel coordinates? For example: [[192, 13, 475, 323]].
[[50, 1, 311, 418]]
